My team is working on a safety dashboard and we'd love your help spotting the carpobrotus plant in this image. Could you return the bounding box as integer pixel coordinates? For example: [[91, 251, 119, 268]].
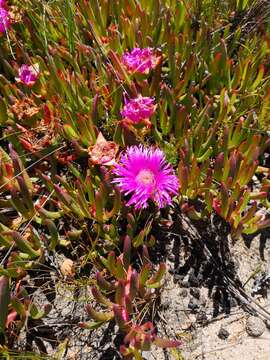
[[81, 236, 181, 357]]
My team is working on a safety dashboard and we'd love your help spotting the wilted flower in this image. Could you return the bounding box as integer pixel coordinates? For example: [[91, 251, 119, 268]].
[[16, 64, 40, 86], [8, 5, 24, 24], [121, 95, 156, 124], [0, 7, 10, 33], [112, 145, 179, 209], [10, 96, 41, 120], [88, 132, 118, 166], [121, 47, 161, 74]]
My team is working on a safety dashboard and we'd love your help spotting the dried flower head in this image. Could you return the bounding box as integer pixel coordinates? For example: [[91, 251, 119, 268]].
[[10, 97, 40, 120], [112, 146, 179, 209], [121, 47, 161, 74], [16, 64, 40, 86], [8, 5, 24, 24], [121, 95, 156, 124], [0, 7, 10, 33], [60, 258, 75, 278], [15, 121, 54, 153], [88, 132, 118, 166]]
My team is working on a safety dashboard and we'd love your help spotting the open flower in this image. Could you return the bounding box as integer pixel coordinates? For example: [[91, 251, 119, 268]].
[[121, 47, 161, 74], [0, 7, 10, 33], [112, 145, 179, 209], [16, 64, 40, 86], [121, 95, 156, 125]]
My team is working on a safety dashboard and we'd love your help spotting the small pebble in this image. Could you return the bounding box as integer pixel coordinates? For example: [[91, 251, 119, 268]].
[[188, 297, 200, 312], [218, 326, 230, 340], [246, 316, 266, 337], [196, 310, 207, 323], [190, 287, 200, 299], [181, 280, 190, 288], [179, 289, 188, 297]]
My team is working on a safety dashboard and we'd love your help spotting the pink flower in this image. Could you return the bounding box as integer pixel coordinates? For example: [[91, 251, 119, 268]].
[[0, 0, 7, 9], [121, 95, 156, 124], [0, 7, 10, 33], [112, 146, 179, 209], [121, 47, 161, 74], [16, 64, 40, 86]]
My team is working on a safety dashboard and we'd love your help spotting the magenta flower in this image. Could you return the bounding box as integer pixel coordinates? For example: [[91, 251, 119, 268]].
[[112, 146, 179, 209], [0, 7, 10, 33], [121, 95, 156, 124], [0, 0, 7, 9], [16, 64, 40, 86], [121, 47, 161, 74]]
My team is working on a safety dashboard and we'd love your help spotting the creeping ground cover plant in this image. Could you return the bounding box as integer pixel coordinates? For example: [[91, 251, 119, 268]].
[[0, 0, 270, 358]]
